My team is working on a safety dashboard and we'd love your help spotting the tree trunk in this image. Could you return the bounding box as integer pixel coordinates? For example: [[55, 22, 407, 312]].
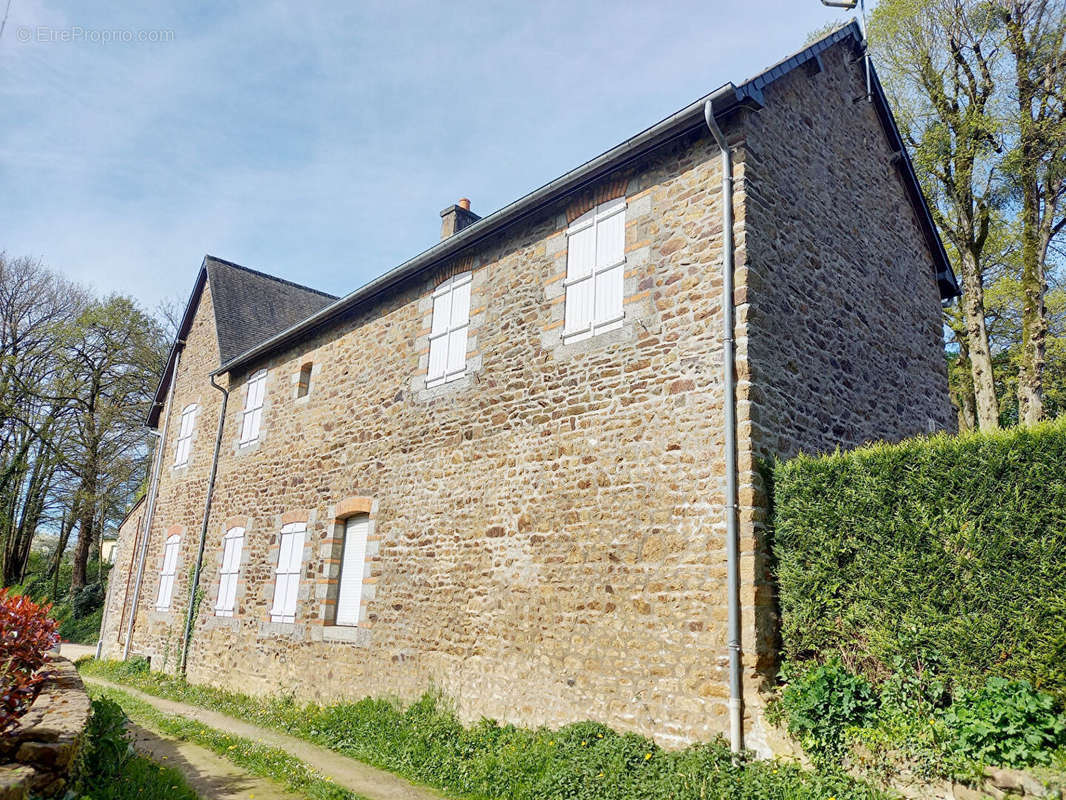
[[70, 475, 96, 594], [958, 250, 1000, 430]]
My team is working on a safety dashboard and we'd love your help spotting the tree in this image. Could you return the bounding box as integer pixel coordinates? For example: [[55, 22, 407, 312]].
[[996, 0, 1066, 424], [65, 296, 166, 593], [871, 0, 1007, 430]]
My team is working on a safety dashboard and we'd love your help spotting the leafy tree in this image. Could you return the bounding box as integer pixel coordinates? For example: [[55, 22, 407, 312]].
[[871, 0, 1007, 430]]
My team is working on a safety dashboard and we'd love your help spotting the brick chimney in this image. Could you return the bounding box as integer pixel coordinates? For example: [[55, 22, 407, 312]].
[[440, 198, 480, 240]]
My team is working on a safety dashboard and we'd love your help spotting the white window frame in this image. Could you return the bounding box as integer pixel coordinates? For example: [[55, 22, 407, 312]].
[[173, 403, 198, 466], [563, 197, 627, 343], [239, 370, 267, 446], [214, 526, 245, 617], [334, 515, 369, 627], [155, 534, 181, 611], [269, 522, 305, 623], [426, 272, 472, 388]]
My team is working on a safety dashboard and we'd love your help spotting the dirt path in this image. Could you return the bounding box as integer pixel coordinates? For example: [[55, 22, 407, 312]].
[[83, 676, 447, 800], [127, 719, 302, 800], [59, 643, 97, 661]]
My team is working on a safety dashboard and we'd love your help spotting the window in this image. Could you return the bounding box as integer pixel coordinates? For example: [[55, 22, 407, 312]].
[[297, 363, 312, 398], [564, 197, 626, 342], [239, 370, 267, 445], [214, 527, 245, 617], [334, 515, 369, 626], [173, 404, 198, 466], [269, 522, 305, 623], [155, 534, 181, 611], [427, 272, 471, 387]]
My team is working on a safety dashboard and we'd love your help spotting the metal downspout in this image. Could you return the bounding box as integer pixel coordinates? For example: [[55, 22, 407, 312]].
[[122, 346, 182, 661], [704, 100, 743, 754], [179, 373, 229, 676]]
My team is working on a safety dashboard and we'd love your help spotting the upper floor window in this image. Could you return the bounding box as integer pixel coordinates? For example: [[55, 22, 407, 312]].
[[155, 534, 181, 611], [239, 370, 267, 445], [297, 363, 312, 398], [564, 198, 626, 343], [427, 272, 471, 388], [270, 522, 305, 623], [334, 514, 369, 627], [214, 526, 245, 617], [173, 404, 198, 466]]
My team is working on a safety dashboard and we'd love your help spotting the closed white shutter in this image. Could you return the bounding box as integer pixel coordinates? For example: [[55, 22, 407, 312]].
[[174, 405, 197, 466], [564, 211, 596, 338], [564, 198, 626, 342], [240, 371, 267, 445], [335, 515, 369, 626], [426, 273, 472, 387], [155, 535, 181, 610], [270, 523, 305, 623], [215, 527, 244, 617]]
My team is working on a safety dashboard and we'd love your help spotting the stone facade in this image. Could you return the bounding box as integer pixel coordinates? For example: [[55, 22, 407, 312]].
[[100, 31, 955, 752]]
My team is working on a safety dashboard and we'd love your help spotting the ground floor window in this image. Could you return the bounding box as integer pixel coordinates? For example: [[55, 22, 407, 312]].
[[334, 514, 369, 626], [215, 526, 244, 617], [155, 534, 181, 611], [270, 522, 305, 623]]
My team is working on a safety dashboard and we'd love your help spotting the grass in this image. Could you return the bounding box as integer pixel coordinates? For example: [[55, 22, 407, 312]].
[[89, 684, 366, 800], [75, 752, 201, 800], [58, 605, 102, 644], [80, 658, 888, 800]]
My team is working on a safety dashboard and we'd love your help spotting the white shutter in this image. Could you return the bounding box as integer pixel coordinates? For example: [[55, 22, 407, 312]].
[[594, 200, 625, 332], [270, 523, 304, 622], [174, 405, 197, 465], [215, 528, 244, 616], [564, 213, 596, 338], [426, 273, 472, 387], [564, 200, 626, 341], [335, 516, 369, 626], [156, 535, 180, 610], [240, 371, 267, 444]]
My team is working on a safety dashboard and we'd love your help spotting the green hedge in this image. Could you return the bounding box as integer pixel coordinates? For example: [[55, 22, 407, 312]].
[[772, 419, 1066, 700]]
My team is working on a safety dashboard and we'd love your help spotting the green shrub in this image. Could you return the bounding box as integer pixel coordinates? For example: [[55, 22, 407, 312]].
[[780, 661, 880, 764], [72, 582, 105, 619], [941, 677, 1066, 768], [772, 419, 1066, 701]]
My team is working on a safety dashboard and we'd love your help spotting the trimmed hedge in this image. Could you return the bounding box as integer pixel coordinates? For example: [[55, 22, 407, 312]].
[[772, 419, 1066, 700]]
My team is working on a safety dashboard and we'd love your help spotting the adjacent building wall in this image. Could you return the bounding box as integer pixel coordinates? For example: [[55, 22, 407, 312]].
[[733, 40, 956, 728]]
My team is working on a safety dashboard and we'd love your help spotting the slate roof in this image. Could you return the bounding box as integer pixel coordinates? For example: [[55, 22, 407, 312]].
[[205, 256, 337, 365], [147, 256, 336, 426]]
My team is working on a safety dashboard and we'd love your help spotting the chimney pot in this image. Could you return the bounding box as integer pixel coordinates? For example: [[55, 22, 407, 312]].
[[458, 198, 471, 211]]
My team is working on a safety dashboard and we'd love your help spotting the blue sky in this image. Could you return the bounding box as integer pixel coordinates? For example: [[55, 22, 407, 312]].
[[1, 1, 856, 310]]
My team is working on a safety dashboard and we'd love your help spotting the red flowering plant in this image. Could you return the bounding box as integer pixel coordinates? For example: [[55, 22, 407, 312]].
[[0, 588, 60, 734]]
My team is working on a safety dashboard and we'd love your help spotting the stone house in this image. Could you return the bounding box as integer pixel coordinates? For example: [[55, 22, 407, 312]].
[[99, 23, 959, 754]]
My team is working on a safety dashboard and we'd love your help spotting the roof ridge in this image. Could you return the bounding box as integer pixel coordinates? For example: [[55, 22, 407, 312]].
[[205, 254, 338, 300]]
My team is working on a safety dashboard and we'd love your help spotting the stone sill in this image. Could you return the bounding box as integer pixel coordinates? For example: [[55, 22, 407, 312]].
[[316, 625, 371, 646]]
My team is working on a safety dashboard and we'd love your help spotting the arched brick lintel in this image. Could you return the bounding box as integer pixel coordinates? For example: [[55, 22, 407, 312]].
[[335, 496, 373, 519]]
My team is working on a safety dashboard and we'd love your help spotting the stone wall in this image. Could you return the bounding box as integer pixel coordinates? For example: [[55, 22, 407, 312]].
[[101, 36, 955, 749], [0, 659, 92, 799], [732, 40, 956, 743], [99, 502, 145, 657]]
